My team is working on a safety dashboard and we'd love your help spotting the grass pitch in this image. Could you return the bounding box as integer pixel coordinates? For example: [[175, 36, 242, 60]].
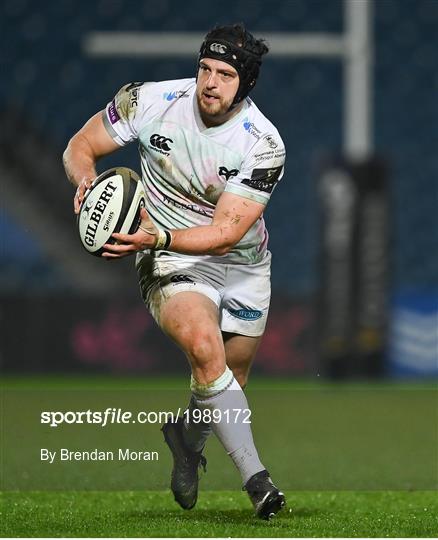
[[1, 376, 437, 537], [2, 490, 438, 537]]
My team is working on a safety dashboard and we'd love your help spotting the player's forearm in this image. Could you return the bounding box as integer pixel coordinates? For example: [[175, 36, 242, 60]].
[[62, 134, 98, 188], [107, 194, 261, 259], [168, 224, 238, 256]]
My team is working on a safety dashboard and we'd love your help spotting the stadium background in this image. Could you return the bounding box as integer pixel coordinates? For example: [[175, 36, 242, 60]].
[[1, 0, 437, 379]]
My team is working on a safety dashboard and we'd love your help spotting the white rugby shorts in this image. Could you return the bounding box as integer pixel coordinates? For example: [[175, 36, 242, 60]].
[[136, 251, 271, 337]]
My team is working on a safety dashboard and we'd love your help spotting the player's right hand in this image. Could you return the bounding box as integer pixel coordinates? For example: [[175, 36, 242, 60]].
[[74, 177, 94, 214], [102, 208, 159, 258]]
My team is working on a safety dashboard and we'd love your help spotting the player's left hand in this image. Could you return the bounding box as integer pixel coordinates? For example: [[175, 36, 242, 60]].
[[102, 208, 158, 258], [74, 177, 94, 214]]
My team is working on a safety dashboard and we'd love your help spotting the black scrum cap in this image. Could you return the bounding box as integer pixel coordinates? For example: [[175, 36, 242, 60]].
[[198, 24, 269, 105]]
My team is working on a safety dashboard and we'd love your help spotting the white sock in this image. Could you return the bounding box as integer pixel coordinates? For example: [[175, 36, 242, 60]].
[[182, 396, 212, 453], [191, 367, 265, 485]]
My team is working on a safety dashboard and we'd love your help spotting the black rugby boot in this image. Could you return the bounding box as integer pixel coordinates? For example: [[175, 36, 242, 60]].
[[244, 469, 286, 519], [161, 417, 207, 510]]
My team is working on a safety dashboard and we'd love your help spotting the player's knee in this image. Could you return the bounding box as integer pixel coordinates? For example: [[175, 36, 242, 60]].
[[186, 331, 221, 366], [174, 323, 194, 351]]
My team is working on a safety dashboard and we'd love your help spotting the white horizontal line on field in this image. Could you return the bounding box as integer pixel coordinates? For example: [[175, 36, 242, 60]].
[[82, 32, 346, 58]]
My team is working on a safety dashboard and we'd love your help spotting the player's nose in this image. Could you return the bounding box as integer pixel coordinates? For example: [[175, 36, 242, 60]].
[[205, 71, 219, 88]]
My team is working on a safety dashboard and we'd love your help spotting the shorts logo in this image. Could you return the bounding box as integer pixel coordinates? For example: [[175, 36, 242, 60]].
[[228, 308, 263, 320], [218, 166, 239, 181], [210, 43, 227, 54], [170, 274, 194, 284], [149, 134, 173, 155]]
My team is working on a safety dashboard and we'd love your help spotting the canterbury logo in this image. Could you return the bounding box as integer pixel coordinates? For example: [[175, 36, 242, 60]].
[[149, 134, 173, 152], [170, 274, 194, 284], [209, 42, 227, 54], [218, 166, 239, 181]]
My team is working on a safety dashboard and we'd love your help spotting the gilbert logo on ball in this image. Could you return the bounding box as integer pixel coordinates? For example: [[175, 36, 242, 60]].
[[77, 167, 145, 256]]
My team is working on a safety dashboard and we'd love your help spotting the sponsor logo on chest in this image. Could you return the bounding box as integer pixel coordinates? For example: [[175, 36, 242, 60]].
[[218, 166, 239, 181], [243, 117, 262, 140], [163, 90, 190, 101], [148, 133, 173, 155]]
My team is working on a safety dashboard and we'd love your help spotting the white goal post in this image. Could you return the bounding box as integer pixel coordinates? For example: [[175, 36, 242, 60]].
[[82, 0, 373, 160]]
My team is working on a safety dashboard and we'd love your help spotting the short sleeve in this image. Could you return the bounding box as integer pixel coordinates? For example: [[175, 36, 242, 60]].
[[224, 133, 286, 205], [102, 82, 149, 146]]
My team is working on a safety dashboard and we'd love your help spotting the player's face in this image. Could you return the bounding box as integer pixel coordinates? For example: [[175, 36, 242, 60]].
[[196, 58, 240, 125]]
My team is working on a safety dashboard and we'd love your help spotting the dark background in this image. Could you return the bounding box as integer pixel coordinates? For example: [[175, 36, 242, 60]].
[[1, 0, 436, 378]]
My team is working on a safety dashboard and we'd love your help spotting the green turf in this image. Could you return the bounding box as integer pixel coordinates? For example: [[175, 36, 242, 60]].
[[2, 374, 437, 390], [3, 380, 437, 491], [1, 377, 437, 536], [1, 490, 437, 537]]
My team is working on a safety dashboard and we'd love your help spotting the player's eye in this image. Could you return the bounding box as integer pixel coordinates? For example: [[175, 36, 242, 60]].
[[221, 72, 235, 80]]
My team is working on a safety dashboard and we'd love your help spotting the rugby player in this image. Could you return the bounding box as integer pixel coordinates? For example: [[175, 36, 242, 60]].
[[63, 23, 286, 519]]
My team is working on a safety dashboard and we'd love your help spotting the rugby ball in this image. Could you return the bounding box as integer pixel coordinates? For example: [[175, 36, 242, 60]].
[[78, 167, 145, 256]]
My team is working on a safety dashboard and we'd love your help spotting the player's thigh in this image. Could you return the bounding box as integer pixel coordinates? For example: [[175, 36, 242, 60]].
[[137, 252, 227, 373], [223, 332, 262, 386], [160, 291, 221, 349], [160, 291, 226, 382]]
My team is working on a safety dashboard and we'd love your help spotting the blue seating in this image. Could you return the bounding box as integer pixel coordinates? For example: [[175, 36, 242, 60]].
[[0, 0, 436, 293]]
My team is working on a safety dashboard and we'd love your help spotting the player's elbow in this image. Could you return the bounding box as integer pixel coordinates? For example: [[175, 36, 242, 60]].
[[209, 245, 232, 256], [64, 132, 87, 156], [63, 134, 82, 168], [208, 237, 237, 256], [206, 225, 243, 255], [62, 141, 75, 180]]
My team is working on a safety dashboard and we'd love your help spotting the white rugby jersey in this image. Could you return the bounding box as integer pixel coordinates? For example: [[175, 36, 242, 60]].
[[103, 78, 286, 264]]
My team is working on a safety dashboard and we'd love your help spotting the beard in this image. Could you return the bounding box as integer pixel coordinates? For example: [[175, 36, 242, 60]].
[[196, 88, 234, 120]]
